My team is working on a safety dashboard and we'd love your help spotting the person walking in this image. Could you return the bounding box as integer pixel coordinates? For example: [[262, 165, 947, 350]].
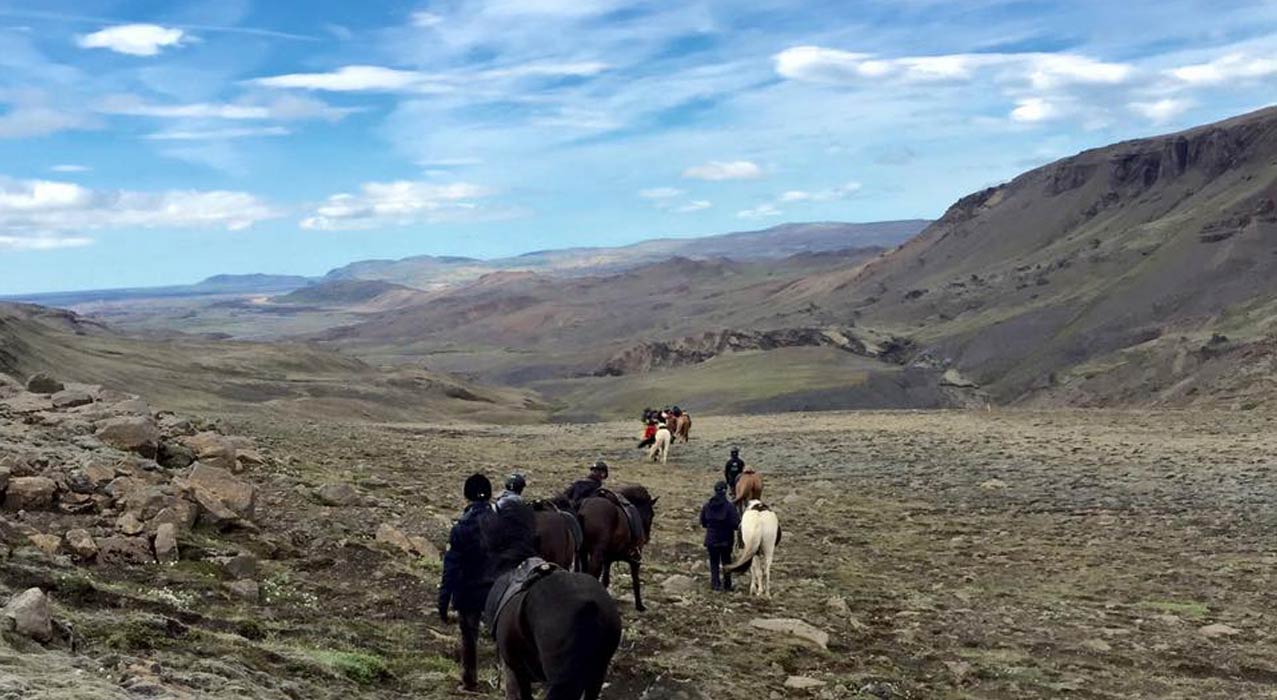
[[438, 473, 496, 693], [700, 481, 741, 592], [724, 447, 746, 491]]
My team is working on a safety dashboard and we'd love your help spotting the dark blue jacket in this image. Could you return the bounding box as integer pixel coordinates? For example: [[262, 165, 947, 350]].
[[700, 494, 740, 548], [725, 457, 746, 487], [439, 502, 495, 614], [562, 477, 603, 507]]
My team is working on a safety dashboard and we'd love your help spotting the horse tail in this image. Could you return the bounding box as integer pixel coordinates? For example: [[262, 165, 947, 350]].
[[726, 523, 762, 573]]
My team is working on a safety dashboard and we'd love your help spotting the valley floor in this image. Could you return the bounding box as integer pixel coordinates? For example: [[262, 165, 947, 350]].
[[6, 408, 1277, 699]]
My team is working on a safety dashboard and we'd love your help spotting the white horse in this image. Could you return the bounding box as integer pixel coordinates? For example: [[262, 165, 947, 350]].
[[647, 425, 672, 463], [728, 500, 781, 597]]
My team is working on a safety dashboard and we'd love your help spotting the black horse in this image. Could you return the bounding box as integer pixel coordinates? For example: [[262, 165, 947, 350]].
[[482, 500, 623, 700]]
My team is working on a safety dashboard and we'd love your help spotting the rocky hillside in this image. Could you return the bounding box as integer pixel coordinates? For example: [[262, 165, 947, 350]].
[[816, 106, 1277, 407]]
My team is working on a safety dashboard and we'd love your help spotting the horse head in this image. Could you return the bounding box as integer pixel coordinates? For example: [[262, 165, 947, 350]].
[[617, 485, 657, 542]]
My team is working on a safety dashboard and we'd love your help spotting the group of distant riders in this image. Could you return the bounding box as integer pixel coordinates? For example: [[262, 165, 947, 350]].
[[435, 417, 756, 694]]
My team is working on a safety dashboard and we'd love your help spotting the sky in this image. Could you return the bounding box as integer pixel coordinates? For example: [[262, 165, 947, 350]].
[[2, 1, 1277, 294]]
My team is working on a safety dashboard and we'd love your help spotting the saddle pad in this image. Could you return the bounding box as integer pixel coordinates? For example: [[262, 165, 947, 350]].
[[484, 557, 557, 636], [595, 489, 646, 552]]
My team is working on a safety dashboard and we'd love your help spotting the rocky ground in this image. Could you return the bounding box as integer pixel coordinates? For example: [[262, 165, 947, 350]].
[[3, 381, 1275, 699]]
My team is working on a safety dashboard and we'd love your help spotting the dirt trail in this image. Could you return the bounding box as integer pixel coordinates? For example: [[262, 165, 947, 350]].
[[6, 409, 1277, 699]]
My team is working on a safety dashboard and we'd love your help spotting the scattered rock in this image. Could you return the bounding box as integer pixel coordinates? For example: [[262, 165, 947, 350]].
[[3, 476, 57, 511], [97, 536, 155, 566], [51, 389, 94, 409], [826, 596, 850, 616], [782, 492, 802, 505], [1082, 638, 1112, 653], [2, 587, 52, 643], [109, 398, 152, 416], [749, 618, 830, 650], [784, 676, 825, 690], [117, 511, 145, 536], [96, 416, 160, 458], [154, 523, 179, 563], [979, 478, 1008, 490], [316, 482, 362, 507], [157, 440, 197, 469], [661, 574, 696, 595], [235, 449, 266, 469], [26, 373, 64, 395], [219, 553, 259, 580], [27, 533, 61, 555], [1199, 623, 1241, 639], [187, 463, 257, 520], [943, 660, 973, 681], [150, 500, 198, 534], [65, 529, 98, 560], [227, 579, 260, 602], [374, 523, 437, 560], [181, 432, 238, 471]]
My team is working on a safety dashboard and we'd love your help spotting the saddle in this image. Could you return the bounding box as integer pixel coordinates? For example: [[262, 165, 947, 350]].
[[747, 501, 770, 512], [594, 488, 646, 556], [483, 557, 558, 637]]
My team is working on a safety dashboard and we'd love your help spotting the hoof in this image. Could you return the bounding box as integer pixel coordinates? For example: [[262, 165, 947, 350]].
[[635, 603, 647, 613]]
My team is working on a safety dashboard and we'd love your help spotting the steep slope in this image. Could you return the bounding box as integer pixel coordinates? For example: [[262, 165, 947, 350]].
[[0, 303, 544, 423], [826, 106, 1277, 406]]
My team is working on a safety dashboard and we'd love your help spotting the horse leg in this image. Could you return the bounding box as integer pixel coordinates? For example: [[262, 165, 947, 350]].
[[504, 663, 534, 700], [601, 559, 611, 588], [628, 558, 646, 612]]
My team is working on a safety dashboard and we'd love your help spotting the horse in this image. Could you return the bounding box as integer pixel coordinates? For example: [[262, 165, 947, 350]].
[[673, 413, 692, 443], [577, 485, 657, 612], [481, 501, 623, 700], [732, 470, 763, 506], [530, 500, 581, 571], [647, 426, 672, 463], [727, 500, 781, 597]]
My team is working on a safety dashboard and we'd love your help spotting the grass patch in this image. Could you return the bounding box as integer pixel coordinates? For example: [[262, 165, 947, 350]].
[[304, 649, 391, 684], [1137, 600, 1209, 618]]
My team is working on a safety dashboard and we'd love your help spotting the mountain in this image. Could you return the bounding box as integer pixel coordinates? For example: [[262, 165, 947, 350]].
[[819, 106, 1277, 408], [321, 220, 928, 288], [3, 273, 313, 307]]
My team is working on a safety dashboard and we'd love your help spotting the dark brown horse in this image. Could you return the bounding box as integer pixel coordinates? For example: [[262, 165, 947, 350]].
[[483, 501, 622, 700], [531, 501, 580, 571], [577, 485, 656, 612]]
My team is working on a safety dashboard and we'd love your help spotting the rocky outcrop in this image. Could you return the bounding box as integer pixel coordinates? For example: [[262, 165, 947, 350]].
[[2, 588, 52, 643], [95, 416, 161, 458], [596, 326, 907, 376], [26, 373, 64, 395]]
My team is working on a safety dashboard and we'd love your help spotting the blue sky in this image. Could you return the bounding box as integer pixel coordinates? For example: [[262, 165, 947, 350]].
[[2, 0, 1277, 294]]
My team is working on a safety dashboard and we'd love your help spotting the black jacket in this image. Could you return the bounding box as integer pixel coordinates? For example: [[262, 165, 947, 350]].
[[562, 477, 603, 507], [439, 502, 495, 614], [724, 457, 746, 486], [700, 494, 740, 548]]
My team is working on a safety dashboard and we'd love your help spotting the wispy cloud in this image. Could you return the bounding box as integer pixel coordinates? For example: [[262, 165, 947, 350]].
[[49, 164, 90, 173], [145, 126, 291, 141], [737, 203, 781, 219], [76, 24, 187, 57], [250, 61, 609, 93], [682, 160, 763, 181], [96, 94, 355, 122], [301, 180, 501, 230], [638, 187, 683, 200]]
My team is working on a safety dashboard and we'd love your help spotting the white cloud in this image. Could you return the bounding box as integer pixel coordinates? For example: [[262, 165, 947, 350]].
[[49, 164, 90, 173], [411, 11, 445, 27], [1010, 97, 1062, 123], [737, 203, 782, 219], [638, 187, 684, 200], [774, 46, 1133, 89], [1169, 53, 1277, 86], [301, 180, 498, 230], [0, 103, 95, 139], [0, 176, 281, 244], [250, 62, 608, 94], [76, 24, 186, 57], [779, 182, 861, 202], [96, 94, 354, 122], [682, 160, 763, 181], [1129, 98, 1193, 124], [418, 157, 484, 168], [145, 126, 291, 141], [675, 200, 711, 213], [0, 234, 93, 251]]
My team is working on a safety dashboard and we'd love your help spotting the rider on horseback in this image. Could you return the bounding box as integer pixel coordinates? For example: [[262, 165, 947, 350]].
[[561, 460, 608, 509], [494, 472, 526, 511]]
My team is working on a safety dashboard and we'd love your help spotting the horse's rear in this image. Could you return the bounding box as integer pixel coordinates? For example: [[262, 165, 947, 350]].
[[533, 510, 578, 570], [496, 570, 622, 699], [733, 470, 763, 505], [674, 414, 691, 442], [577, 486, 657, 612]]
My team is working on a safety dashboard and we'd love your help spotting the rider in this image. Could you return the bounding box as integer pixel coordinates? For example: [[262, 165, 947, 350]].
[[494, 472, 526, 511], [700, 480, 740, 592], [637, 419, 658, 449], [561, 460, 608, 508], [438, 474, 496, 694], [724, 447, 746, 490]]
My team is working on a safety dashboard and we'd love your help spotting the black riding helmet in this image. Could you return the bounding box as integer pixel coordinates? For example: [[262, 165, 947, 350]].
[[730, 447, 740, 455], [714, 480, 728, 495], [464, 473, 492, 502], [505, 473, 527, 494], [590, 460, 609, 477]]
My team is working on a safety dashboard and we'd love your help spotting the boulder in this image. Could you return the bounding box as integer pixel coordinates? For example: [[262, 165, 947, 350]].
[[121, 485, 173, 520], [218, 553, 259, 579], [150, 500, 198, 534], [316, 482, 362, 507], [116, 511, 145, 536], [979, 478, 1008, 490], [2, 588, 52, 643], [749, 618, 830, 650], [28, 533, 61, 555], [65, 529, 98, 560], [81, 460, 117, 488], [51, 389, 94, 409], [375, 523, 438, 560], [3, 476, 57, 511], [96, 417, 160, 458], [187, 463, 257, 520], [227, 580, 260, 602], [26, 373, 64, 395], [1199, 623, 1241, 639], [157, 441, 197, 469], [153, 523, 179, 563], [826, 596, 850, 616], [109, 398, 152, 416], [235, 448, 266, 469], [181, 432, 238, 471], [97, 536, 155, 566], [784, 677, 825, 690], [661, 574, 697, 595]]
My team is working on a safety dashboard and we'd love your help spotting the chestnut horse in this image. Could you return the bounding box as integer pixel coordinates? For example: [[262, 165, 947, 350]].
[[732, 470, 763, 506], [577, 485, 657, 612], [482, 502, 622, 700], [673, 413, 692, 443]]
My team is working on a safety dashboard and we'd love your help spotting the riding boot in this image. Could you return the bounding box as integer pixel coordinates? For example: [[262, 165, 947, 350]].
[[707, 547, 721, 591], [458, 609, 482, 691]]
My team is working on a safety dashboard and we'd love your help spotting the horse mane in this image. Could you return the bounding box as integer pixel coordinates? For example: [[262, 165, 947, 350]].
[[481, 501, 539, 574], [615, 484, 653, 506]]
